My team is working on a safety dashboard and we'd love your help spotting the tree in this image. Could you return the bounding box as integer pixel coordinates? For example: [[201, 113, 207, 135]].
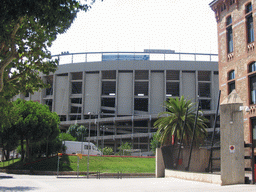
[[154, 96, 207, 146], [13, 99, 60, 161], [0, 0, 99, 100], [150, 133, 161, 155], [0, 101, 19, 161], [67, 124, 87, 141], [59, 132, 77, 141], [118, 142, 132, 156]]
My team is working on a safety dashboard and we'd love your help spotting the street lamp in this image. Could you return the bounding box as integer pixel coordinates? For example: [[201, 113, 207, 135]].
[[87, 112, 91, 179]]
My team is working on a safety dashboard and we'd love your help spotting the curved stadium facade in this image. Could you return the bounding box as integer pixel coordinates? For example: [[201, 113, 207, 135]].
[[15, 50, 219, 154]]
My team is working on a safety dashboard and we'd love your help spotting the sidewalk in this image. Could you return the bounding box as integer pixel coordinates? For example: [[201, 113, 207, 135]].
[[1, 173, 256, 192]]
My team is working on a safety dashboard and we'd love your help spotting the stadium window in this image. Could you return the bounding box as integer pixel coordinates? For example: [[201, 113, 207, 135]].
[[166, 82, 179, 97], [72, 82, 82, 94], [71, 72, 83, 80], [102, 81, 116, 95], [226, 16, 233, 53], [135, 82, 148, 96], [45, 99, 52, 111], [134, 98, 148, 112]]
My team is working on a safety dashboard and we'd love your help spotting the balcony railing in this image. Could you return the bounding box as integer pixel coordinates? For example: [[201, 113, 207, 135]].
[[51, 50, 218, 65]]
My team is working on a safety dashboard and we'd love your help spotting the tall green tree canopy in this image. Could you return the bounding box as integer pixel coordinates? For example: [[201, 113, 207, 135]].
[[13, 99, 60, 160], [67, 124, 87, 141], [154, 96, 207, 146], [0, 0, 99, 100]]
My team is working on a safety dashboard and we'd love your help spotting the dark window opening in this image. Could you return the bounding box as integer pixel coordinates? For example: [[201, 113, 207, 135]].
[[101, 98, 115, 107], [71, 106, 82, 113], [102, 81, 116, 95], [72, 82, 82, 94], [198, 71, 211, 81], [134, 98, 148, 112], [117, 121, 132, 127], [102, 71, 116, 79], [247, 14, 254, 43], [198, 83, 211, 97], [250, 75, 256, 104], [46, 88, 53, 96], [70, 115, 81, 121], [25, 91, 29, 97], [200, 100, 211, 110], [45, 99, 52, 111], [101, 109, 115, 114], [228, 70, 235, 80], [251, 118, 256, 146], [249, 62, 256, 73], [166, 82, 179, 96], [134, 120, 148, 127], [71, 72, 83, 80], [227, 27, 233, 53], [57, 73, 68, 76], [228, 81, 235, 94], [59, 115, 67, 121], [226, 15, 232, 26], [166, 70, 179, 80], [246, 2, 252, 13], [135, 82, 148, 96], [135, 70, 149, 80], [46, 76, 53, 96], [83, 114, 98, 119], [71, 98, 82, 104]]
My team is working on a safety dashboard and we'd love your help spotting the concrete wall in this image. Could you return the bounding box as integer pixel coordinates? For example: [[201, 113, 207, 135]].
[[220, 91, 245, 185], [156, 145, 220, 174]]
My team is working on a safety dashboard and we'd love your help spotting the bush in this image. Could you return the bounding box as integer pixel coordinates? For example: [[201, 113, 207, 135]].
[[102, 147, 114, 155]]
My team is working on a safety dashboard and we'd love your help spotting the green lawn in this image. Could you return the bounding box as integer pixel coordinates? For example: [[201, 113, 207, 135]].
[[1, 155, 155, 173]]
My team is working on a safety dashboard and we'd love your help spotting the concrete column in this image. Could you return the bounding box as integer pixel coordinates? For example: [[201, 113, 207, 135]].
[[220, 90, 244, 185], [156, 148, 165, 178]]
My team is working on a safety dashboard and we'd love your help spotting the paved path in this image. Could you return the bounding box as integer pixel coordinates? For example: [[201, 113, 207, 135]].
[[1, 173, 256, 192]]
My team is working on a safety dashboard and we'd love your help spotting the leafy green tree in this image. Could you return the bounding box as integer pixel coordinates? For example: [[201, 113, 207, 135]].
[[13, 99, 60, 161], [154, 96, 207, 146], [0, 0, 99, 100], [59, 132, 77, 141], [118, 142, 132, 156], [150, 133, 161, 155], [67, 124, 87, 141], [0, 101, 19, 161]]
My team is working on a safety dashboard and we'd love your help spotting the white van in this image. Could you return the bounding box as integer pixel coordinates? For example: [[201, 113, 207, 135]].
[[63, 141, 102, 156]]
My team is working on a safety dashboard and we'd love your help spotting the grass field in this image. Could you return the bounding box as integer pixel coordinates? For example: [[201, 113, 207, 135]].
[[1, 155, 155, 173]]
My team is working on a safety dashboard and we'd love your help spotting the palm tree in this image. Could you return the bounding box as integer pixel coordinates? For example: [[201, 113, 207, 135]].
[[154, 96, 207, 146]]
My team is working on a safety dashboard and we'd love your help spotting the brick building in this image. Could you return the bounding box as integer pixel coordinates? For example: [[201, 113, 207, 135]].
[[209, 0, 256, 144]]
